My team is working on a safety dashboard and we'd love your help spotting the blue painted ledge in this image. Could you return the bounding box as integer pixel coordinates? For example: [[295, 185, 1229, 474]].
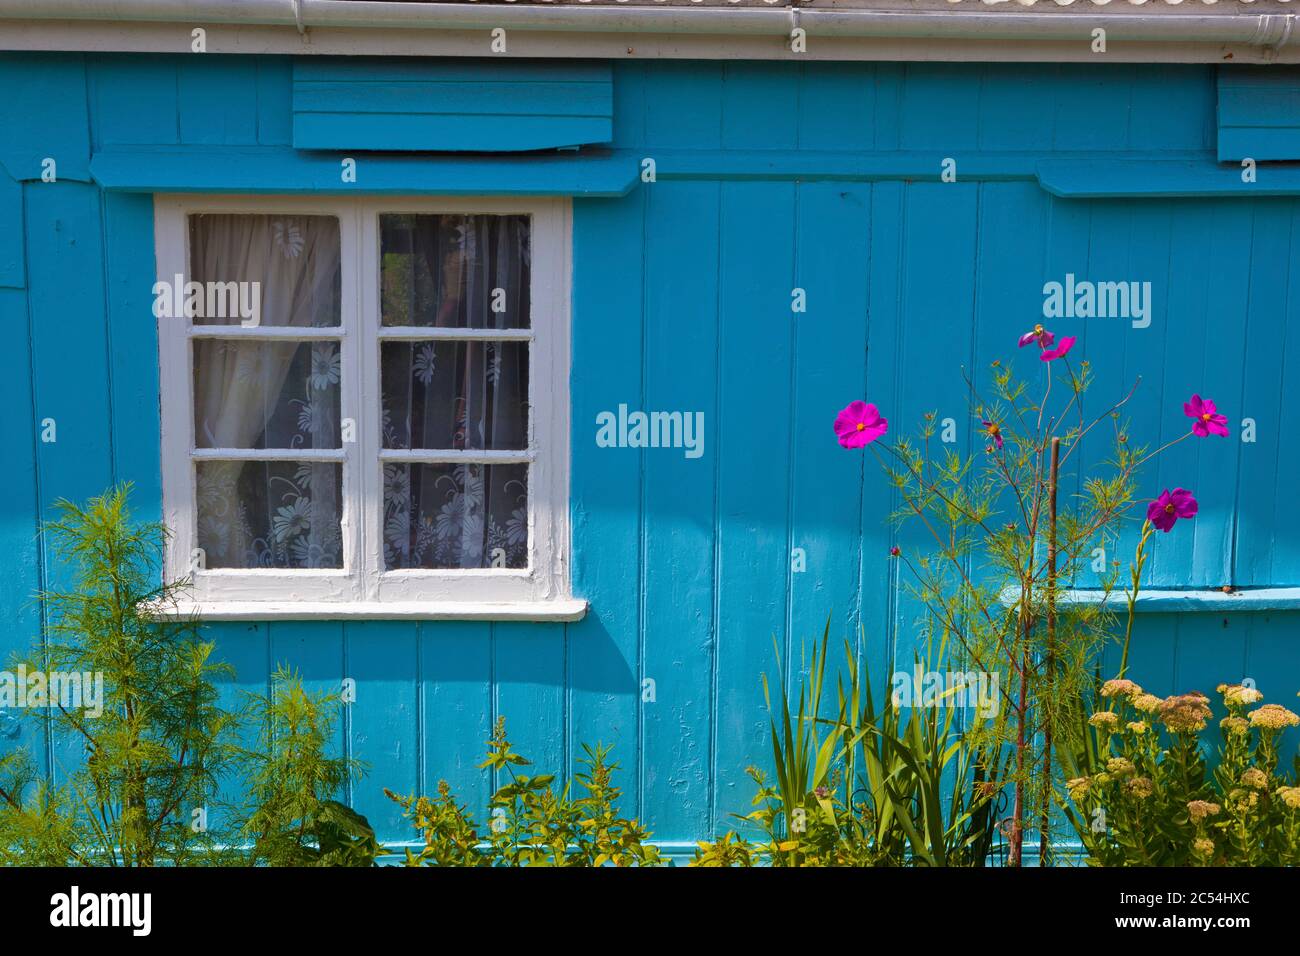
[[1037, 159, 1300, 198], [1001, 587, 1300, 613], [88, 146, 639, 197]]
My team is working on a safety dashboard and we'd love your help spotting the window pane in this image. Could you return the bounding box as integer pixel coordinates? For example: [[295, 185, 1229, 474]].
[[194, 340, 341, 449], [380, 341, 528, 451], [380, 214, 530, 329], [188, 214, 340, 327], [382, 462, 527, 570], [196, 461, 343, 569]]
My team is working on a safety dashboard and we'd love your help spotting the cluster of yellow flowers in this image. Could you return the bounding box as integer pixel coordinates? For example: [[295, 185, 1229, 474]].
[[1157, 693, 1213, 734], [1248, 703, 1300, 731], [1088, 681, 1300, 737]]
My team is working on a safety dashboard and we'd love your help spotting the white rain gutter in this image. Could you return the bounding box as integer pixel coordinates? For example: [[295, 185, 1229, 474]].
[[0, 0, 1295, 48]]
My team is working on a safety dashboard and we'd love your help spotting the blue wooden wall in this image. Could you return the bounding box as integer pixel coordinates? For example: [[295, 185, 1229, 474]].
[[1, 54, 1298, 857]]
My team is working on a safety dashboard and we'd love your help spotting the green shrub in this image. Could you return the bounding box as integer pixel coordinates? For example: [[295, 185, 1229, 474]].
[[388, 717, 660, 867]]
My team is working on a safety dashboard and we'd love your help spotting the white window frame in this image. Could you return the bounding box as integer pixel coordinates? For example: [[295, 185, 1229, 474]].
[[154, 194, 583, 621]]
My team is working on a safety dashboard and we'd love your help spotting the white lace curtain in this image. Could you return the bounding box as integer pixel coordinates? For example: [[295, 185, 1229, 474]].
[[379, 214, 531, 570], [191, 214, 343, 569]]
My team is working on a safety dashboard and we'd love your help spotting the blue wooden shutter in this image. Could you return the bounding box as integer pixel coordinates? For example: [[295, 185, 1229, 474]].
[[1217, 67, 1300, 162], [291, 59, 613, 152]]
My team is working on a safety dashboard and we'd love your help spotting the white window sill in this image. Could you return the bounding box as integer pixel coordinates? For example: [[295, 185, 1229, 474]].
[[151, 599, 589, 622]]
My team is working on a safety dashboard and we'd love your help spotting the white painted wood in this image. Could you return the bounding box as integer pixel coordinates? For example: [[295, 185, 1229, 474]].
[[150, 598, 590, 622], [155, 194, 575, 618]]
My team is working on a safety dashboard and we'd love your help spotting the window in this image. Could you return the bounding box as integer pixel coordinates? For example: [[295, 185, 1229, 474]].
[[155, 196, 580, 620]]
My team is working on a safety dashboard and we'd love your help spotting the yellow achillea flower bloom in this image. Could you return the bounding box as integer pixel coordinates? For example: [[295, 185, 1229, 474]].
[[1089, 711, 1120, 733], [1276, 787, 1300, 811], [1241, 768, 1268, 790], [1248, 704, 1300, 730], [1132, 693, 1162, 714], [1159, 693, 1212, 733], [1106, 757, 1135, 776], [1125, 777, 1154, 799], [1220, 716, 1249, 737], [1187, 800, 1221, 823], [1218, 683, 1264, 707], [1101, 679, 1143, 699]]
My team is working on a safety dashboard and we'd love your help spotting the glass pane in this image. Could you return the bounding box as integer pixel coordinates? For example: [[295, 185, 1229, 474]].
[[382, 462, 527, 570], [194, 340, 341, 449], [187, 214, 340, 327], [380, 214, 530, 329], [380, 341, 528, 451], [196, 461, 343, 569]]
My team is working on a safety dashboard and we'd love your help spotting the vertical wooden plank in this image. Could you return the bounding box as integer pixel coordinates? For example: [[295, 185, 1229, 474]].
[[256, 59, 294, 147], [0, 171, 25, 287], [492, 622, 566, 788], [890, 182, 979, 669], [1072, 200, 1139, 585], [420, 622, 494, 826], [206, 621, 271, 837], [860, 181, 903, 690], [977, 64, 1058, 152], [1242, 612, 1300, 761], [268, 621, 347, 780], [0, 283, 43, 771], [344, 620, 419, 841], [1268, 202, 1300, 586], [797, 63, 874, 151], [639, 179, 718, 842], [568, 193, 645, 819], [1052, 65, 1135, 151], [1173, 611, 1246, 701], [1127, 66, 1215, 152], [89, 55, 180, 147], [1233, 201, 1292, 587], [721, 61, 799, 150], [1150, 200, 1250, 588], [899, 63, 981, 153], [1119, 202, 1175, 582], [26, 182, 114, 562], [178, 57, 260, 145], [787, 182, 871, 660], [642, 62, 723, 150], [610, 61, 647, 151], [103, 191, 161, 517], [0, 52, 91, 182], [871, 65, 904, 152], [712, 180, 796, 828]]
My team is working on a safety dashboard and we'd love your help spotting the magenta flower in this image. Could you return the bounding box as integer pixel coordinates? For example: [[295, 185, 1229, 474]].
[[1040, 336, 1077, 362], [835, 401, 888, 448], [1183, 394, 1229, 438], [981, 420, 1004, 451], [1147, 488, 1198, 533], [1018, 324, 1056, 349]]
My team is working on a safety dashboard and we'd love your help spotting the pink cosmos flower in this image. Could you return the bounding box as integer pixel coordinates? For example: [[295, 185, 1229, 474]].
[[981, 420, 1004, 451], [1147, 488, 1198, 533], [835, 401, 888, 449], [1183, 394, 1229, 438], [1019, 324, 1056, 349], [1040, 336, 1077, 362]]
